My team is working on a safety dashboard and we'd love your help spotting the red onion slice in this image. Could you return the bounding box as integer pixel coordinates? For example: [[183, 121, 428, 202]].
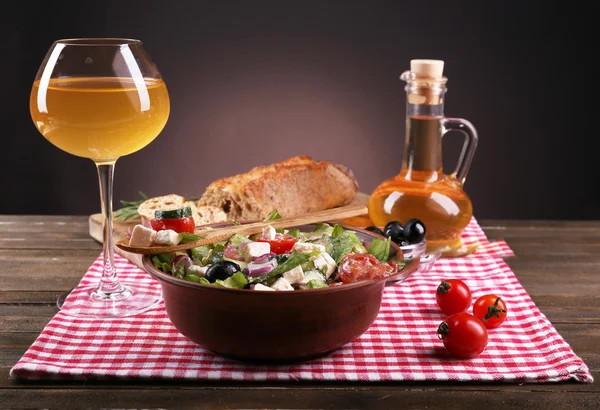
[[252, 252, 276, 264], [246, 259, 278, 277], [172, 255, 193, 272]]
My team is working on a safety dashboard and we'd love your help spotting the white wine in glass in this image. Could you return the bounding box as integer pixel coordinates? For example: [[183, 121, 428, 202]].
[[30, 38, 170, 317]]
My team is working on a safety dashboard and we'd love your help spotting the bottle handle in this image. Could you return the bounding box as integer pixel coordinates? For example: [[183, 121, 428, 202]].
[[440, 118, 479, 185]]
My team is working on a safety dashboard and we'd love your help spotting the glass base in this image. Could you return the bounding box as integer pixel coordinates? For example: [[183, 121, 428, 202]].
[[57, 281, 162, 318]]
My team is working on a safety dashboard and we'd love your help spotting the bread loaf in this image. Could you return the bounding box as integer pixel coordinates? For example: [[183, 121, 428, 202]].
[[198, 155, 358, 220]]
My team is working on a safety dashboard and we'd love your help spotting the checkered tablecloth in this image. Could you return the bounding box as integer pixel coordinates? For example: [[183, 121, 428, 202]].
[[10, 219, 592, 383]]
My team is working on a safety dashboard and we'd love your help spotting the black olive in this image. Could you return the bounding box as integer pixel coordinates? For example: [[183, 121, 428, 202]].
[[204, 261, 241, 283], [383, 221, 404, 240], [403, 218, 426, 243], [365, 225, 384, 236]]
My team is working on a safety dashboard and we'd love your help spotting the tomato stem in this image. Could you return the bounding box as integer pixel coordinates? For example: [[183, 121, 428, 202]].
[[483, 297, 507, 322], [437, 281, 451, 294], [437, 321, 449, 339]]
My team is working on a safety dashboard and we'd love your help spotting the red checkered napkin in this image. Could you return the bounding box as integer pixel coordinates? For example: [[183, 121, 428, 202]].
[[10, 219, 592, 383]]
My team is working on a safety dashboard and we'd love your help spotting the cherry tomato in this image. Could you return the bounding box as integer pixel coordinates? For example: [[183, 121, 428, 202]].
[[256, 235, 297, 254], [150, 216, 195, 233], [437, 312, 488, 359], [435, 279, 472, 315], [473, 294, 507, 329], [337, 253, 393, 284]]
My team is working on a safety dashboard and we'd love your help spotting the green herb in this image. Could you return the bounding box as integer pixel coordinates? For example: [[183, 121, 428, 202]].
[[330, 230, 363, 263], [178, 232, 204, 243], [183, 274, 204, 283], [223, 257, 247, 270], [152, 253, 174, 273], [114, 191, 148, 221], [312, 223, 334, 238], [305, 279, 328, 289], [287, 228, 300, 238], [191, 245, 212, 264], [206, 250, 224, 266], [249, 253, 309, 283], [301, 260, 315, 271], [228, 233, 250, 248], [368, 237, 391, 262], [214, 272, 248, 289], [231, 220, 242, 226], [263, 209, 282, 221], [274, 254, 290, 264], [331, 224, 345, 238], [173, 255, 188, 278]]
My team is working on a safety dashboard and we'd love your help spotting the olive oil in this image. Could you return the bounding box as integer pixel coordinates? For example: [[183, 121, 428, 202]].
[[368, 60, 478, 256]]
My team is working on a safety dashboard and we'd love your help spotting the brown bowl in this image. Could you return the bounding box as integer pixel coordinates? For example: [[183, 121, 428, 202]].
[[142, 223, 420, 363]]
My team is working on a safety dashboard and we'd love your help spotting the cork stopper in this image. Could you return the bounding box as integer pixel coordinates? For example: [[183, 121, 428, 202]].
[[403, 59, 447, 106], [410, 59, 444, 78]]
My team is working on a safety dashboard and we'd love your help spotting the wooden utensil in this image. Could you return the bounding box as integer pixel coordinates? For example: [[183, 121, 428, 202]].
[[115, 204, 368, 255]]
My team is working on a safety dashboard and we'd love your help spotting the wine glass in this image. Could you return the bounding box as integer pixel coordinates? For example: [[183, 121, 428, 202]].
[[30, 38, 170, 317]]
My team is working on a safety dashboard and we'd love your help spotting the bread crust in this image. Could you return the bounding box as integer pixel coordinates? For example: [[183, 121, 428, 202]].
[[198, 156, 358, 220]]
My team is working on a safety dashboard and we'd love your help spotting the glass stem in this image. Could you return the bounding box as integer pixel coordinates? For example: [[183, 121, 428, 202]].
[[95, 161, 126, 296]]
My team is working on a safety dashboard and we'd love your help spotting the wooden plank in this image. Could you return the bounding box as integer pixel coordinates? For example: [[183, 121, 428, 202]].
[[0, 291, 65, 304], [0, 249, 101, 259], [0, 219, 89, 234], [0, 387, 599, 409], [0, 260, 96, 291], [0, 237, 100, 250]]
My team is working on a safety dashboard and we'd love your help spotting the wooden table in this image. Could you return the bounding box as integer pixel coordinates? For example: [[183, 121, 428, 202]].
[[1, 216, 598, 408]]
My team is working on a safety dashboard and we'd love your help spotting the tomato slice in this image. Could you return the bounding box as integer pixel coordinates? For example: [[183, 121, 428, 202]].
[[337, 253, 391, 284], [256, 235, 297, 254], [150, 216, 195, 233]]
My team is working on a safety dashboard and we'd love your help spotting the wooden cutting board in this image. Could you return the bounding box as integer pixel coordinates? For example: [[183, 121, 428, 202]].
[[88, 192, 371, 267]]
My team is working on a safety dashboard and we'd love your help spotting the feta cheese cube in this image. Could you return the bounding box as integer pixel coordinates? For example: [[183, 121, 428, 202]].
[[282, 265, 304, 284], [270, 277, 294, 291], [154, 229, 181, 246], [292, 242, 326, 254], [312, 252, 337, 278], [254, 283, 275, 291], [128, 224, 157, 247], [262, 225, 277, 240], [244, 242, 271, 261], [186, 265, 208, 277]]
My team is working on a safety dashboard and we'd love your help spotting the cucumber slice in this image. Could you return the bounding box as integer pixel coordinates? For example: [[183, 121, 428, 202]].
[[154, 206, 193, 220]]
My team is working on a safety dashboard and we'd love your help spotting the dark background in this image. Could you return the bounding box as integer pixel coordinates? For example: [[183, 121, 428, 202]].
[[1, 0, 594, 219]]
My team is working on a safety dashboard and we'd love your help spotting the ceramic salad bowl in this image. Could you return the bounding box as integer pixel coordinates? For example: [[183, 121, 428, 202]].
[[142, 223, 421, 362]]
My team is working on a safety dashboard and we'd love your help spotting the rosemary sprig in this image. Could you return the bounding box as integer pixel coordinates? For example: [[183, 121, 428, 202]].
[[114, 191, 148, 221]]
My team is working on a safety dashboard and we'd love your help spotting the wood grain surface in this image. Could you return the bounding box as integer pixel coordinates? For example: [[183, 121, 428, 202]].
[[1, 215, 599, 409]]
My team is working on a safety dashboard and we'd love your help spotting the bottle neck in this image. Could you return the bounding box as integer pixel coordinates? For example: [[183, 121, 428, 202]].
[[401, 87, 446, 181]]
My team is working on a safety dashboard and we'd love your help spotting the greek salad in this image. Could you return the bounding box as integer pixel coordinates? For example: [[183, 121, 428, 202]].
[[142, 208, 403, 291]]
